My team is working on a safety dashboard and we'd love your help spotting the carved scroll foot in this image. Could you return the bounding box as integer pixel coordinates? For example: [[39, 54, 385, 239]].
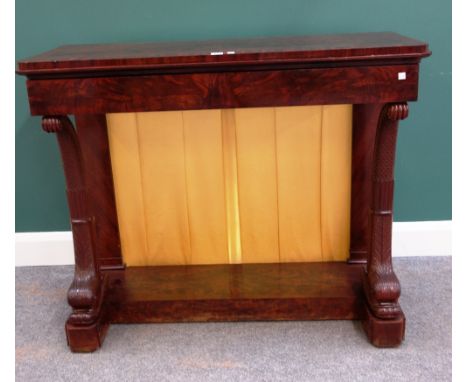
[[43, 116, 108, 351], [362, 103, 408, 345], [65, 272, 109, 352]]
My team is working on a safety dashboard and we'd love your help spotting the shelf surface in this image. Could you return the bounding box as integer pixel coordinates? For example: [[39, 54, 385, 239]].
[[105, 262, 365, 323]]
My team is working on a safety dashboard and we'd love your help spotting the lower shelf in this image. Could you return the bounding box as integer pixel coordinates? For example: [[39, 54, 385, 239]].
[[105, 262, 365, 323]]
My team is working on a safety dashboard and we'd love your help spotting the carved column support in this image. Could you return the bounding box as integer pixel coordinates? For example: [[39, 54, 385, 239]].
[[363, 103, 408, 321], [42, 116, 103, 329]]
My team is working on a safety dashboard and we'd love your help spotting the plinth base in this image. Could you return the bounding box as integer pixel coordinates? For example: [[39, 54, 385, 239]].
[[63, 262, 408, 351], [65, 318, 109, 353], [362, 303, 405, 347]]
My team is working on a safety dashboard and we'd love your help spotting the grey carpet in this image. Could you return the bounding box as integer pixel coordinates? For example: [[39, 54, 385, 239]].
[[16, 257, 451, 382]]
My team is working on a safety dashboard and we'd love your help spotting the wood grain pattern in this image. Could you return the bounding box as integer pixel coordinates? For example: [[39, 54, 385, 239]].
[[17, 32, 429, 77], [75, 114, 123, 270], [363, 103, 408, 322], [25, 65, 419, 115], [41, 116, 106, 352], [105, 262, 365, 323], [349, 104, 382, 263], [16, 33, 431, 351]]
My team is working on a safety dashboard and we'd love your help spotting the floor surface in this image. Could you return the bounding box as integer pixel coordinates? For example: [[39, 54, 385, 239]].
[[15, 257, 451, 381]]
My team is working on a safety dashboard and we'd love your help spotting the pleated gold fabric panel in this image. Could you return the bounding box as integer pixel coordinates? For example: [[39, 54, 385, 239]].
[[107, 105, 352, 266]]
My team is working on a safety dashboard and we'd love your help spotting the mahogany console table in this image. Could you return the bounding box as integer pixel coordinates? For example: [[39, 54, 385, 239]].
[[17, 32, 430, 352]]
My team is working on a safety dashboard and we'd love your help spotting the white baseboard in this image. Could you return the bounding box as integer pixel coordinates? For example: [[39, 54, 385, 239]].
[[391, 220, 452, 258], [15, 220, 452, 266], [15, 231, 74, 266]]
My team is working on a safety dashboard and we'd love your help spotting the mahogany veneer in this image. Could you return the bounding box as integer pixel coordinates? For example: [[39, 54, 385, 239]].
[[106, 262, 364, 323], [17, 32, 431, 352]]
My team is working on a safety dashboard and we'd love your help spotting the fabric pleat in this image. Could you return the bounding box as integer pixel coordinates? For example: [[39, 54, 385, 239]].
[[107, 105, 352, 266]]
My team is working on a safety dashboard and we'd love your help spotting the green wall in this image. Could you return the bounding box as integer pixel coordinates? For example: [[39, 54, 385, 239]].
[[15, 0, 451, 232]]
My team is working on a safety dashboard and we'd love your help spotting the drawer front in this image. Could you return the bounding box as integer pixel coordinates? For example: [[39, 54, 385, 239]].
[[26, 64, 419, 115]]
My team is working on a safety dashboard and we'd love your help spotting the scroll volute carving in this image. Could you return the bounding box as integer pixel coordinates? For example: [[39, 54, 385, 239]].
[[42, 116, 102, 325], [364, 103, 408, 319]]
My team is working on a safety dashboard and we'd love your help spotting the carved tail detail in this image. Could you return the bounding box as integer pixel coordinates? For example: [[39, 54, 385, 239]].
[[42, 116, 102, 325], [364, 103, 408, 319]]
